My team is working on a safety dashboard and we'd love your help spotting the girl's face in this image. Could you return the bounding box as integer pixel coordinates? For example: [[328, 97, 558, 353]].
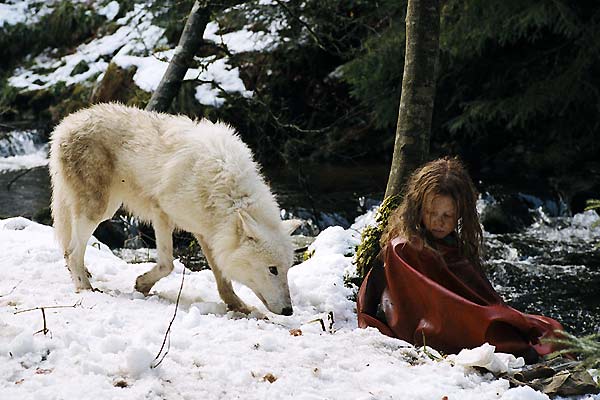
[[421, 194, 458, 239]]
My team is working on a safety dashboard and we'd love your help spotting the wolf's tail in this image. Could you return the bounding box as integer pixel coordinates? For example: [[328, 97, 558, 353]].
[[50, 174, 73, 255], [49, 129, 73, 255]]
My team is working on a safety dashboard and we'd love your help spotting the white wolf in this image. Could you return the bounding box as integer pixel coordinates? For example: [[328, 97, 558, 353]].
[[49, 103, 300, 315]]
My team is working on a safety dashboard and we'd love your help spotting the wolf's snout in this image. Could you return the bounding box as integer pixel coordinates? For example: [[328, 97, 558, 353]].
[[281, 306, 293, 316]]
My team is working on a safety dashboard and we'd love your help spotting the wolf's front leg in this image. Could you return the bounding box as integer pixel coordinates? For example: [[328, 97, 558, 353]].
[[195, 235, 258, 316], [213, 270, 256, 315], [135, 213, 174, 295]]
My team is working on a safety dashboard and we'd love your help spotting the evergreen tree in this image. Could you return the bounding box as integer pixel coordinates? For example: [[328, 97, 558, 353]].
[[342, 0, 600, 185]]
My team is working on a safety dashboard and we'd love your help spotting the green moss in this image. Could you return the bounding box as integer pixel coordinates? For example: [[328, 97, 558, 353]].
[[0, 23, 34, 69], [126, 86, 151, 108], [46, 82, 93, 123], [354, 194, 403, 280], [0, 78, 19, 119], [44, 1, 104, 50], [303, 248, 315, 261], [71, 60, 90, 76]]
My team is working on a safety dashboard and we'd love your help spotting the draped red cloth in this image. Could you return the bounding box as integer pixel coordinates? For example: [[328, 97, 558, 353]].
[[357, 237, 564, 363]]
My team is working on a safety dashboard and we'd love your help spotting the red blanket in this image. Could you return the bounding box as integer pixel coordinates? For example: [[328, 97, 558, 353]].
[[357, 237, 563, 362]]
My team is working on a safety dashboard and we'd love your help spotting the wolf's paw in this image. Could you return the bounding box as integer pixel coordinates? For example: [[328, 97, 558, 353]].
[[228, 304, 266, 319], [248, 309, 268, 320], [73, 277, 93, 292], [134, 276, 153, 296]]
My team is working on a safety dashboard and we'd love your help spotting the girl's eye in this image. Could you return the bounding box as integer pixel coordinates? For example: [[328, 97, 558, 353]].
[[269, 266, 278, 276]]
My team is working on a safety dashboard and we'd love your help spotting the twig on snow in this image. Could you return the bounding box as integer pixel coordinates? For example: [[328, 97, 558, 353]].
[[0, 281, 21, 297], [151, 267, 186, 369], [14, 300, 83, 336], [306, 311, 335, 333]]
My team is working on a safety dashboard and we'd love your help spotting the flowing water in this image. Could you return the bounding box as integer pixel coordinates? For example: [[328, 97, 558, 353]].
[[1, 129, 599, 336], [0, 129, 50, 219], [485, 211, 600, 335]]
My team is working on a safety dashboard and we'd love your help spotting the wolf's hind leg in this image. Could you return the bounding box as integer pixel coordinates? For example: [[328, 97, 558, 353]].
[[135, 212, 174, 295], [65, 215, 100, 291]]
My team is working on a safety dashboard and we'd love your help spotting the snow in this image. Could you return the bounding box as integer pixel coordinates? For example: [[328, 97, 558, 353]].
[[1, 216, 587, 400], [97, 1, 120, 21], [203, 20, 282, 54], [0, 2, 30, 27], [0, 0, 53, 27], [449, 343, 525, 375]]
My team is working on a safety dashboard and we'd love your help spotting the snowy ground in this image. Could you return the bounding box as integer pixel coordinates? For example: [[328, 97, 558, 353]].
[[1, 216, 595, 400]]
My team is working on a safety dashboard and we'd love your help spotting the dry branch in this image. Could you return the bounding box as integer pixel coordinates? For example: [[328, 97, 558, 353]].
[[151, 267, 186, 369], [14, 300, 82, 335], [0, 281, 21, 297]]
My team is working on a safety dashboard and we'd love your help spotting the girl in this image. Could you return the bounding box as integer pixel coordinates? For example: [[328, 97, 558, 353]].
[[357, 157, 563, 363]]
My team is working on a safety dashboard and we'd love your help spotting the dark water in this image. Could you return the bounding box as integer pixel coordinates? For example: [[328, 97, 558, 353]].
[[265, 162, 388, 231], [485, 216, 600, 336], [0, 166, 51, 220], [0, 160, 598, 336]]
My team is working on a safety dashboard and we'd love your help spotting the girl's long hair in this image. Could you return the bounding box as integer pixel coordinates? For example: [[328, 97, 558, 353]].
[[380, 157, 483, 267]]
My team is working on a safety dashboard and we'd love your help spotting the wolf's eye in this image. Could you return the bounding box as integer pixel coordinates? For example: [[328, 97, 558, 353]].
[[268, 266, 278, 276]]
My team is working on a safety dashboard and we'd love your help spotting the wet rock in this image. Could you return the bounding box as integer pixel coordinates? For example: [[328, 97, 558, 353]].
[[90, 62, 139, 104], [480, 194, 534, 234], [94, 219, 129, 249]]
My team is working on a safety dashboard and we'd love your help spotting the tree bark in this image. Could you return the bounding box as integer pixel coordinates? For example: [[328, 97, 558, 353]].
[[384, 0, 440, 198], [145, 1, 211, 112]]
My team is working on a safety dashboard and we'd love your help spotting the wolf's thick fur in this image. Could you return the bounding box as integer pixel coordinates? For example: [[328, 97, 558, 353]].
[[49, 103, 299, 315]]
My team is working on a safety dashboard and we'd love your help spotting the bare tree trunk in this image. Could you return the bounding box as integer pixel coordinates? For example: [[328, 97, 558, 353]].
[[384, 0, 440, 198], [146, 1, 211, 112]]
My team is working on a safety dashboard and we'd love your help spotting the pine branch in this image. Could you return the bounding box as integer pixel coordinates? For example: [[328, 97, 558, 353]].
[[545, 330, 600, 369]]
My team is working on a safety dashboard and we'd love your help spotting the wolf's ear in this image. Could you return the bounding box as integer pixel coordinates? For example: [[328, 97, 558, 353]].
[[237, 210, 260, 240], [281, 219, 302, 235]]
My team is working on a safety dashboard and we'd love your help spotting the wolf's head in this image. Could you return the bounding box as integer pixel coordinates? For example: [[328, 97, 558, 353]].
[[221, 211, 301, 315]]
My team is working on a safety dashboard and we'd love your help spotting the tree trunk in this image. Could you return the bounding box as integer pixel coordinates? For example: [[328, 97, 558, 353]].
[[145, 1, 211, 112], [384, 0, 440, 198]]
